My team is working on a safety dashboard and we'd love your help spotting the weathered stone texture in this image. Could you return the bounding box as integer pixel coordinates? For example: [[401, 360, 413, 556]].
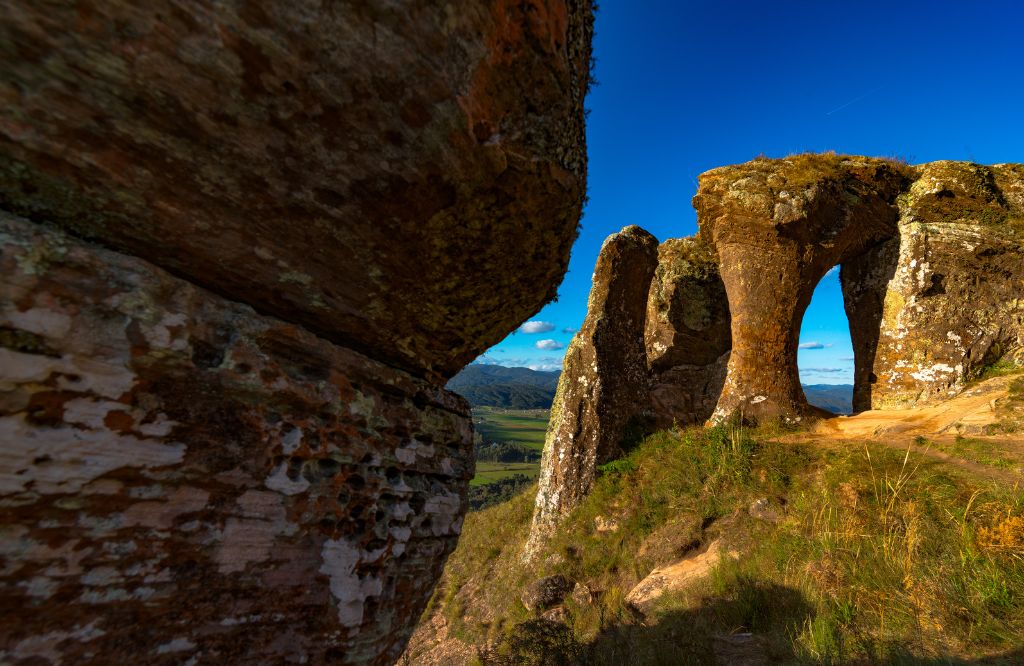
[[0, 0, 593, 381], [644, 237, 731, 428], [525, 226, 658, 557], [0, 214, 472, 665], [867, 162, 1024, 408], [1, 1, 594, 662], [694, 155, 909, 421]]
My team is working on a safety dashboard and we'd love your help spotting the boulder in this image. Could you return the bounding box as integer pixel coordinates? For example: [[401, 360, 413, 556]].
[[625, 539, 737, 613], [522, 575, 575, 612], [0, 0, 592, 381], [525, 226, 658, 557], [645, 236, 731, 427], [0, 1, 594, 663]]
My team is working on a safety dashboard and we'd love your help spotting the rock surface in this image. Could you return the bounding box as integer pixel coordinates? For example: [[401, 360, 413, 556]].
[[866, 162, 1024, 408], [0, 214, 472, 664], [0, 0, 592, 381], [525, 226, 658, 558], [521, 574, 575, 612], [0, 2, 594, 663], [526, 156, 1022, 542], [695, 155, 909, 421], [625, 539, 737, 613], [645, 236, 731, 427]]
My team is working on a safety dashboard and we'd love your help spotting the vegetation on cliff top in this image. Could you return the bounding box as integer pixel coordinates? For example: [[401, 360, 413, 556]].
[[415, 421, 1024, 664]]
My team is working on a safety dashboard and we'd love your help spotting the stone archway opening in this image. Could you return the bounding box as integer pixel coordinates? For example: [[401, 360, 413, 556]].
[[797, 266, 854, 415]]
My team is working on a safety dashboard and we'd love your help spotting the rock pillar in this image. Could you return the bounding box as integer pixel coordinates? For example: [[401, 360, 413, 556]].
[[525, 226, 658, 558]]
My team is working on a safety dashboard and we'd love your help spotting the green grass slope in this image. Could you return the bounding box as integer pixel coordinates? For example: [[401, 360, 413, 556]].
[[413, 423, 1024, 665]]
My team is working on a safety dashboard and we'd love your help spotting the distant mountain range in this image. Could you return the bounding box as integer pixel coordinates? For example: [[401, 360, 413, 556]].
[[802, 384, 853, 415], [446, 364, 561, 410], [449, 364, 852, 415]]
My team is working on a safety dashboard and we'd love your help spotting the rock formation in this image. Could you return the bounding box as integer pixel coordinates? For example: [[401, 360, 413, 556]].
[[529, 154, 1022, 546], [0, 1, 593, 663], [694, 155, 909, 421], [0, 0, 591, 381], [863, 162, 1024, 408], [645, 237, 731, 429], [525, 226, 658, 558]]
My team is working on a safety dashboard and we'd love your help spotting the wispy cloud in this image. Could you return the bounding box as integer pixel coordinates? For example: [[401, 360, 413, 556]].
[[562, 327, 577, 334], [802, 367, 845, 374], [839, 356, 855, 362], [528, 357, 564, 372], [535, 339, 564, 351], [825, 266, 839, 276], [799, 341, 833, 350], [519, 321, 555, 334]]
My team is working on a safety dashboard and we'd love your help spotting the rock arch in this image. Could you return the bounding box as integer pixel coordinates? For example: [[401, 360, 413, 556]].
[[694, 155, 908, 422], [527, 155, 1024, 550]]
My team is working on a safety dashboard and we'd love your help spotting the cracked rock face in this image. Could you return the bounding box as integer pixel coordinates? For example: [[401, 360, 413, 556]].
[[645, 236, 731, 428], [864, 162, 1024, 409], [525, 226, 658, 558], [0, 214, 473, 664], [0, 0, 593, 381]]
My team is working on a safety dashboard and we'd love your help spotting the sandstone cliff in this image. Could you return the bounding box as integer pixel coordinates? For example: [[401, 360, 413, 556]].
[[0, 2, 593, 663], [694, 154, 909, 421]]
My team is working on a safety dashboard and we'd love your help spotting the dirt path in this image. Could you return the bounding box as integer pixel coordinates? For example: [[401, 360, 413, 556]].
[[781, 375, 1024, 484]]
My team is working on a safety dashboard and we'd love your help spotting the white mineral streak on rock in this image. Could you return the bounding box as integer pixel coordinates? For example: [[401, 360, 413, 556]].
[[264, 462, 310, 496], [0, 414, 186, 495], [320, 538, 384, 628]]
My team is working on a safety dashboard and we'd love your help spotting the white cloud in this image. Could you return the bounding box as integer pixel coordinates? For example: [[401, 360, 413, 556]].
[[562, 327, 577, 334], [519, 320, 555, 334], [528, 356, 564, 372], [826, 266, 839, 276], [839, 356, 855, 362], [798, 341, 833, 350], [802, 367, 845, 374], [535, 339, 564, 351], [474, 354, 500, 365]]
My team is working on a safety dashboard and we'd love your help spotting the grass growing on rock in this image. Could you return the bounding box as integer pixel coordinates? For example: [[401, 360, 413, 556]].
[[419, 423, 1024, 664]]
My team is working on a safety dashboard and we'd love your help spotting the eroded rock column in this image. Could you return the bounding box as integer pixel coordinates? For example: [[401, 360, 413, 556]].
[[525, 226, 658, 557]]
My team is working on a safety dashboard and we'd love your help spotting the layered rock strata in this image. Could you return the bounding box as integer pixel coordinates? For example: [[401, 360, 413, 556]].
[[525, 226, 658, 558], [645, 237, 731, 428], [0, 1, 594, 663]]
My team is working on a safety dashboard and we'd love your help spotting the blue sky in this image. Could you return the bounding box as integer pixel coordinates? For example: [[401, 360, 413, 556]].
[[478, 0, 1024, 382]]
